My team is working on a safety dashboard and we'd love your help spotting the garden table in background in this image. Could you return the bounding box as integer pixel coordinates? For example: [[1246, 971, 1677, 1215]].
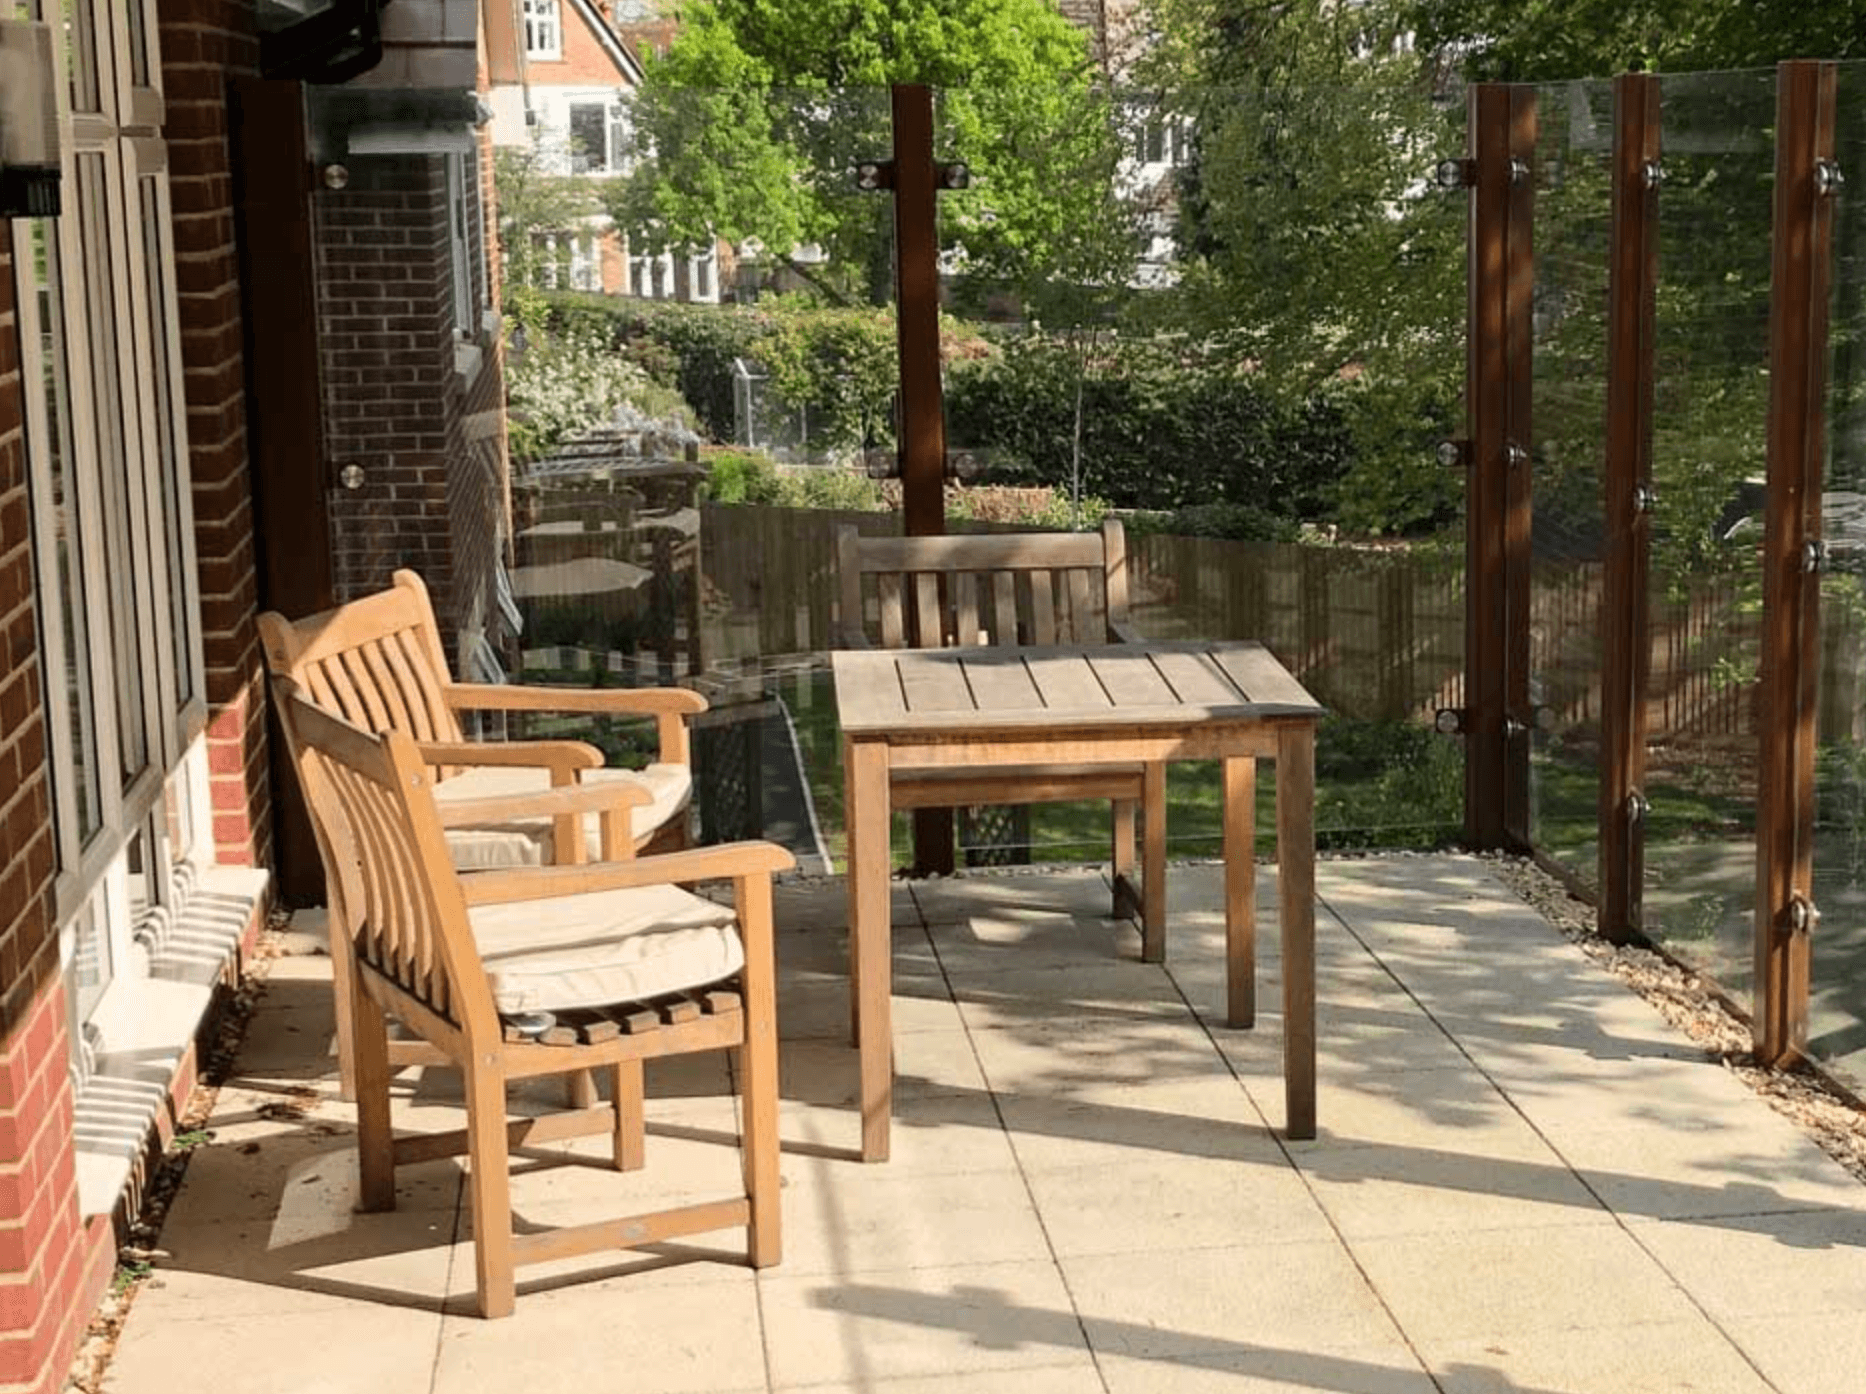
[[833, 639, 1326, 1162]]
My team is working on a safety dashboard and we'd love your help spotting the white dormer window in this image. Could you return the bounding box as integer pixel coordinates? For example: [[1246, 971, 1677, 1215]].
[[524, 0, 562, 59]]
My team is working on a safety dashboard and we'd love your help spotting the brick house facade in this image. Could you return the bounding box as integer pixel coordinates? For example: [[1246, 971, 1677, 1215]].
[[0, 3, 518, 1390]]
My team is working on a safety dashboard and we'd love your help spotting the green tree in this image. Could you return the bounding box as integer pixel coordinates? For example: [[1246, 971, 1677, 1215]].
[[1405, 0, 1866, 82], [1134, 0, 1467, 533], [608, 0, 1135, 306], [494, 133, 603, 302]]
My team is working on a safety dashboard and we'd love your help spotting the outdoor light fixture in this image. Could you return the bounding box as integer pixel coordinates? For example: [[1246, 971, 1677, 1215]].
[[0, 20, 60, 218], [854, 159, 895, 192], [936, 161, 971, 191], [1432, 157, 1473, 189]]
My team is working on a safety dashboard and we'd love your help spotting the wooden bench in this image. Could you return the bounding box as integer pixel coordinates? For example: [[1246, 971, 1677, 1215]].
[[835, 520, 1168, 953]]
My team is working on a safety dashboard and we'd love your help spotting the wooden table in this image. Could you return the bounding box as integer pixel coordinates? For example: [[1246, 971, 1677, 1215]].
[[834, 639, 1326, 1161]]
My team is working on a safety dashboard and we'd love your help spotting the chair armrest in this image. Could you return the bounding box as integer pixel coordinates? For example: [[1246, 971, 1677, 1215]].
[[416, 739, 604, 776], [459, 840, 797, 906], [443, 683, 708, 717], [1108, 618, 1147, 645], [435, 775, 650, 864], [434, 780, 649, 827], [442, 683, 705, 768]]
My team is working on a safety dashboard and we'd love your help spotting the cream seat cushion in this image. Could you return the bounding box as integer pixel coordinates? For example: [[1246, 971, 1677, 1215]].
[[471, 883, 743, 1015], [434, 763, 691, 869]]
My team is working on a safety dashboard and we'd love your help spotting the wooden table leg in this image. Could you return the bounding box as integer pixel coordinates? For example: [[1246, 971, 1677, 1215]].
[[1277, 724, 1317, 1140], [1140, 761, 1168, 962], [1224, 756, 1257, 1028], [848, 738, 894, 1162]]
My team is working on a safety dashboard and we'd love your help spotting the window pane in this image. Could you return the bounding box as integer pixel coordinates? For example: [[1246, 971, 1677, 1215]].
[[66, 0, 100, 112], [125, 0, 150, 88], [69, 898, 110, 1021], [139, 174, 196, 708], [25, 221, 103, 844], [74, 151, 150, 786]]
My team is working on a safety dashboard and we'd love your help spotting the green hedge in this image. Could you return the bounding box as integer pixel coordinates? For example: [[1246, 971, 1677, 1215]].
[[533, 292, 1460, 535]]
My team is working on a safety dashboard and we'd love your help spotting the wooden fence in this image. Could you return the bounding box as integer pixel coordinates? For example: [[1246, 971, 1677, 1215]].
[[503, 505, 1856, 756]]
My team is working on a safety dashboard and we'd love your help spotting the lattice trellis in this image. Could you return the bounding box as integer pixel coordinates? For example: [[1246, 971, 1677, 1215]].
[[958, 804, 1032, 867]]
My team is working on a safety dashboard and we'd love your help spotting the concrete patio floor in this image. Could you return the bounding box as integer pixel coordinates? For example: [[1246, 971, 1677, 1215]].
[[99, 854, 1866, 1394]]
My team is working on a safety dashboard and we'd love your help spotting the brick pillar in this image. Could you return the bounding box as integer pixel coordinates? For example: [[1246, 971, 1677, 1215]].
[[316, 155, 461, 628], [160, 0, 269, 870], [0, 220, 113, 1394]]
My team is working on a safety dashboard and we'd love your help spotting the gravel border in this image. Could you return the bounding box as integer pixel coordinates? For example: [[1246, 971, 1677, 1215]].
[[1481, 850, 1866, 1185]]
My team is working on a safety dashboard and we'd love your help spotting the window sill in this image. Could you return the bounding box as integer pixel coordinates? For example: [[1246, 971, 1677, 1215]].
[[73, 864, 269, 1219]]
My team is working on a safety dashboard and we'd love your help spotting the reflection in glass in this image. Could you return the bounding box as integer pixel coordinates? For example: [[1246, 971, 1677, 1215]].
[[126, 0, 150, 89], [69, 898, 110, 1021], [140, 174, 195, 709], [75, 151, 150, 787], [28, 220, 103, 846], [1808, 61, 1866, 1092], [1527, 79, 1614, 893], [66, 0, 100, 112], [1642, 69, 1777, 995]]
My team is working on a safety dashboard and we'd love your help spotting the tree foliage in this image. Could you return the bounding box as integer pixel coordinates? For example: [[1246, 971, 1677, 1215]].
[[609, 0, 1140, 305], [1405, 0, 1866, 83]]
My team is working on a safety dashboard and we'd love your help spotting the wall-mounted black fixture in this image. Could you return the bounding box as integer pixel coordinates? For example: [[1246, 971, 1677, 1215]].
[[260, 0, 392, 84], [0, 20, 60, 217]]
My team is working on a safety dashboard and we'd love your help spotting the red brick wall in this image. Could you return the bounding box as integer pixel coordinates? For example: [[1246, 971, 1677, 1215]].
[[316, 155, 464, 626], [161, 0, 269, 870], [316, 152, 510, 663], [530, 0, 637, 86], [0, 221, 111, 1394]]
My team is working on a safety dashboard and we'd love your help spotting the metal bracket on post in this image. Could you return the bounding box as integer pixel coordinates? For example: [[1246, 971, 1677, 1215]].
[[1433, 707, 1467, 735], [1782, 893, 1820, 939]]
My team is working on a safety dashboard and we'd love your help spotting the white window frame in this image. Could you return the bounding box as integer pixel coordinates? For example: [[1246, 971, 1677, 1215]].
[[13, 0, 211, 1052], [523, 0, 561, 60]]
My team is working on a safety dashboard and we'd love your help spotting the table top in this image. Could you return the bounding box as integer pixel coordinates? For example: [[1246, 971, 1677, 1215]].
[[832, 640, 1325, 737]]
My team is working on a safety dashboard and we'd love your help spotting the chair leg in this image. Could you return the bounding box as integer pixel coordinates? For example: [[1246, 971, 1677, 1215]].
[[350, 978, 397, 1213], [1141, 761, 1168, 963], [737, 886, 782, 1268], [1110, 797, 1137, 918], [328, 918, 360, 1104], [465, 1063, 518, 1319], [611, 1062, 646, 1171], [566, 1069, 599, 1110]]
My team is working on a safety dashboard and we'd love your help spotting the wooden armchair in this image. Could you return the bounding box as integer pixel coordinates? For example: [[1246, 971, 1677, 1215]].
[[276, 681, 787, 1317], [835, 519, 1168, 955], [259, 569, 707, 1097]]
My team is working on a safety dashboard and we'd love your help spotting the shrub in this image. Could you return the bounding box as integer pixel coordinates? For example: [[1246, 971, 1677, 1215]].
[[505, 320, 653, 463], [1125, 501, 1301, 543]]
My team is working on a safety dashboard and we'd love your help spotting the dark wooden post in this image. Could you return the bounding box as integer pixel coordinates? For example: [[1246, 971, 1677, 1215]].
[[232, 76, 333, 903], [1599, 74, 1662, 944], [1463, 84, 1537, 850], [889, 83, 955, 874], [1755, 60, 1838, 1066]]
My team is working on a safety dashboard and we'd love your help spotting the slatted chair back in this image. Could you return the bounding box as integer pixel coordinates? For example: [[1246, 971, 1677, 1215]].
[[276, 681, 498, 1052], [836, 518, 1132, 651], [258, 572, 471, 779]]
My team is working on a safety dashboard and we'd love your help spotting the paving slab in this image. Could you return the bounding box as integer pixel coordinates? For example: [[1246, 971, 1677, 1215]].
[[95, 853, 1866, 1394]]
